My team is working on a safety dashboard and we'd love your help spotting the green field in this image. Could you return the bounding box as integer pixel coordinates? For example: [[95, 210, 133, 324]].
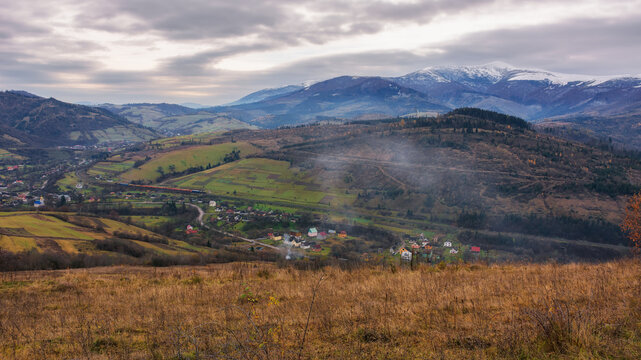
[[121, 142, 261, 182], [56, 172, 82, 191], [128, 215, 172, 227], [166, 158, 356, 207], [88, 160, 136, 178]]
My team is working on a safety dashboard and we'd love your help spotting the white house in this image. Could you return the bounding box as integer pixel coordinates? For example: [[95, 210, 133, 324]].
[[209, 200, 217, 207], [443, 241, 452, 248], [401, 250, 412, 262], [449, 249, 458, 254], [308, 227, 318, 237]]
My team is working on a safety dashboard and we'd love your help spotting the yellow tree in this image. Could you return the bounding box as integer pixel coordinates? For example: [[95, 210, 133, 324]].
[[621, 193, 641, 253]]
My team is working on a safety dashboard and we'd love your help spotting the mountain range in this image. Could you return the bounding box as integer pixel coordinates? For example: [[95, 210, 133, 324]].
[[206, 62, 641, 125], [3, 62, 641, 148]]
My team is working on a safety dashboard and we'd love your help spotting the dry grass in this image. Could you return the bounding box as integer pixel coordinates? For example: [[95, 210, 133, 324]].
[[1, 260, 641, 359]]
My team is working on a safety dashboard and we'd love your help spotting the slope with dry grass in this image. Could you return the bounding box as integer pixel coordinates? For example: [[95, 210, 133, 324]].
[[1, 260, 640, 359]]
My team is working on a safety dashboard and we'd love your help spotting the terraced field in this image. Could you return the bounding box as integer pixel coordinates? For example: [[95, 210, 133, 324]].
[[166, 158, 356, 207], [0, 212, 208, 257], [0, 148, 23, 161], [120, 142, 261, 182]]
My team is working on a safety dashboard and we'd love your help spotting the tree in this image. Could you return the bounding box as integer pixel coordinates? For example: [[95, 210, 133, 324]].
[[156, 166, 165, 177], [621, 193, 641, 253], [168, 164, 176, 174]]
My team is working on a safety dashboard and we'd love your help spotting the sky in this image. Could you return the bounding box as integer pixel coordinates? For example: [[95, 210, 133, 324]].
[[1, 0, 641, 105]]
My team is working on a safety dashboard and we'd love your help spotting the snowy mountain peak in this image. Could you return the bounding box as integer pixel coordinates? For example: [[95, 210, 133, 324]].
[[406, 63, 640, 87], [412, 62, 518, 84]]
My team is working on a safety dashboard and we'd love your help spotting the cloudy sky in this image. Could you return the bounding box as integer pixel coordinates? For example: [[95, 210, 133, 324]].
[[1, 0, 641, 105]]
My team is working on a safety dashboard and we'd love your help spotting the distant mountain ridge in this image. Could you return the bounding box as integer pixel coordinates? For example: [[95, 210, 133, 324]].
[[206, 76, 449, 128], [98, 103, 256, 135], [0, 91, 157, 148], [214, 63, 641, 126], [206, 63, 641, 147]]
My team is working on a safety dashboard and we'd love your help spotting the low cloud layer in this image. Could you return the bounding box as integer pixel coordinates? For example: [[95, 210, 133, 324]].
[[1, 0, 640, 104]]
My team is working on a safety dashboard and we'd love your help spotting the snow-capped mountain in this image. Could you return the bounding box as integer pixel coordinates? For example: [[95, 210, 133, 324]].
[[211, 63, 641, 132], [392, 62, 641, 120]]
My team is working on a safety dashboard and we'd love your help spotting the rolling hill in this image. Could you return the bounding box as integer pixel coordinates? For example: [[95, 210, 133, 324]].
[[99, 103, 256, 135], [0, 211, 213, 270], [0, 91, 158, 148], [146, 109, 636, 258]]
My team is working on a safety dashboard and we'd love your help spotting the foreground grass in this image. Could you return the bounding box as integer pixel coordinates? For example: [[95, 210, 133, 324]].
[[1, 260, 640, 359]]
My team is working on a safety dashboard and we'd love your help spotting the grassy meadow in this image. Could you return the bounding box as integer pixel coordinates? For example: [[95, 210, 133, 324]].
[[120, 142, 260, 182], [1, 260, 640, 359], [167, 158, 356, 207]]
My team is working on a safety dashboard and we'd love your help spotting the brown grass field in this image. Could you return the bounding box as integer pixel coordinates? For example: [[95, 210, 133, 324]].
[[1, 260, 641, 359]]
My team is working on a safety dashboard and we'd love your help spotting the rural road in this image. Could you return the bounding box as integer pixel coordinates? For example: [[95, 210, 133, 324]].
[[186, 203, 280, 250]]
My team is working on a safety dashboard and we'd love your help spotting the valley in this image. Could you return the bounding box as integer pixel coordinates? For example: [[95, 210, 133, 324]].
[[2, 109, 634, 269]]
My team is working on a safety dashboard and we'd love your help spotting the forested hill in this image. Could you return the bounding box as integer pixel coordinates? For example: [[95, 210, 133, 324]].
[[0, 91, 158, 148]]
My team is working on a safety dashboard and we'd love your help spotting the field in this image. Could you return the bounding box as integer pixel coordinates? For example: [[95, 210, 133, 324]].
[[167, 158, 356, 207], [1, 260, 640, 359], [87, 160, 136, 178], [56, 172, 82, 192], [0, 212, 210, 260], [157, 114, 258, 134], [120, 142, 261, 182], [0, 148, 23, 162]]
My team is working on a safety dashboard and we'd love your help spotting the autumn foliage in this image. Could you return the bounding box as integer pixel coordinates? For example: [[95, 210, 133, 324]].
[[621, 192, 641, 252]]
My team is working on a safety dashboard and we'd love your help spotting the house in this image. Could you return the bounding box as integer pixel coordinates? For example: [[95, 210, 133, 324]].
[[450, 249, 459, 254], [291, 238, 301, 247], [308, 227, 318, 237], [312, 244, 322, 252], [300, 242, 311, 250], [328, 229, 336, 234], [470, 246, 481, 253], [443, 241, 452, 248], [338, 231, 347, 238], [282, 234, 292, 245], [273, 235, 282, 241], [411, 243, 420, 250], [33, 196, 45, 208], [209, 200, 216, 207], [400, 250, 412, 262], [186, 225, 198, 234]]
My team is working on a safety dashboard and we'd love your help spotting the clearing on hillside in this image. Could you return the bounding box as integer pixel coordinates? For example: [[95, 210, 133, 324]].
[[166, 158, 356, 207], [120, 142, 261, 182]]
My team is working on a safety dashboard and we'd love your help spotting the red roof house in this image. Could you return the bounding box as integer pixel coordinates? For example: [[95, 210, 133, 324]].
[[470, 246, 481, 253]]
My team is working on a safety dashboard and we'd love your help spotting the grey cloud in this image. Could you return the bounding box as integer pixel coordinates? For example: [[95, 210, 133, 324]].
[[421, 16, 641, 75], [72, 0, 498, 44]]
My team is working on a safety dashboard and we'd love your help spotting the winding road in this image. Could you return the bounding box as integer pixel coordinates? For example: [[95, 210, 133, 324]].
[[186, 203, 280, 250]]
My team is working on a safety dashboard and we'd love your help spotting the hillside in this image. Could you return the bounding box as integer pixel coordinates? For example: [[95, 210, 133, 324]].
[[136, 109, 637, 260], [0, 91, 157, 147], [99, 103, 256, 135], [0, 211, 214, 269], [1, 260, 640, 359]]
